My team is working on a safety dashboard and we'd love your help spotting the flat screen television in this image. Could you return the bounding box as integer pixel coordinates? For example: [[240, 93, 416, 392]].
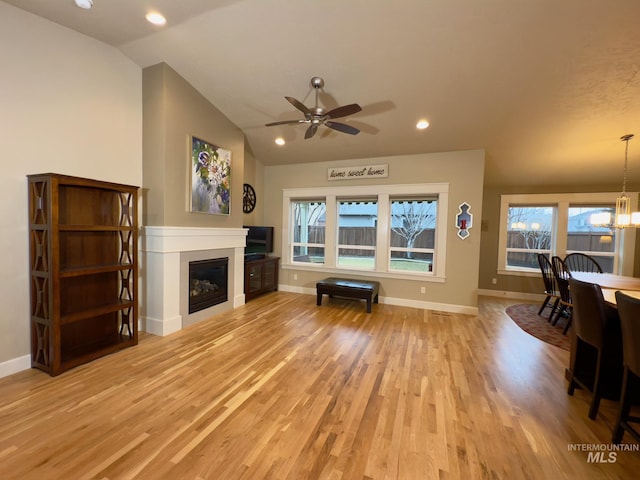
[[244, 226, 273, 258]]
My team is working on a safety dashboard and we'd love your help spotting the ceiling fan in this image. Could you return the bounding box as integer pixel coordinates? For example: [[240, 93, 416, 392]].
[[265, 76, 362, 139]]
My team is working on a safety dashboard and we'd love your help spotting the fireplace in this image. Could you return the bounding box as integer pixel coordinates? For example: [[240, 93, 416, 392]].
[[189, 257, 228, 314]]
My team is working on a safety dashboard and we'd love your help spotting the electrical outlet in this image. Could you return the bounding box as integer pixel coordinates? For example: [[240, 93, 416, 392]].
[[293, 273, 298, 281], [420, 286, 426, 294], [492, 278, 497, 285]]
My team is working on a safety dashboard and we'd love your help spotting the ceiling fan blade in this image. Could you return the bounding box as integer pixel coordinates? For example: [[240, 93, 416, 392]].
[[285, 96, 312, 117], [305, 124, 318, 139], [325, 121, 360, 135], [265, 119, 307, 126], [325, 103, 362, 119]]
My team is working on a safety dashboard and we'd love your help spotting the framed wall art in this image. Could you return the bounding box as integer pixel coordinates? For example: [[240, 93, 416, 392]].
[[190, 136, 231, 215]]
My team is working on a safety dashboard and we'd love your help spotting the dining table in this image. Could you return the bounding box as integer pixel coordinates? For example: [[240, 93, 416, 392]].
[[565, 271, 640, 400], [570, 271, 640, 305], [570, 271, 640, 292]]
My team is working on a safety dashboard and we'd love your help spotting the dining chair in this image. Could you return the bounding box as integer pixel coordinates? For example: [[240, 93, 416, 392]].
[[565, 252, 603, 274], [567, 278, 623, 419], [551, 256, 573, 333], [612, 291, 640, 443], [537, 254, 560, 320]]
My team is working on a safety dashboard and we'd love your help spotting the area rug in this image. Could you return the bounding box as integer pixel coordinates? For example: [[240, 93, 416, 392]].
[[505, 304, 571, 351]]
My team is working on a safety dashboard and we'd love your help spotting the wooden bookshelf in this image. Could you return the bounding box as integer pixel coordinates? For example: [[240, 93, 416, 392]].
[[27, 173, 139, 376]]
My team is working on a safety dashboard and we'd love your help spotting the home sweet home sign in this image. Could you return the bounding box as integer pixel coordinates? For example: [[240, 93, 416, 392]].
[[327, 164, 389, 181]]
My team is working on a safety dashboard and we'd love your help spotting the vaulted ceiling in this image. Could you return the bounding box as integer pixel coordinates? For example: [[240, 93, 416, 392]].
[[5, 0, 640, 187]]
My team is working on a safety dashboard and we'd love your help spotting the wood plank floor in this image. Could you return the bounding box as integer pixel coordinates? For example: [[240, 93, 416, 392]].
[[1, 293, 638, 479]]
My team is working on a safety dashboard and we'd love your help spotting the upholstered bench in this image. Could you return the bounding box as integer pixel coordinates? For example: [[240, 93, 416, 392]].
[[316, 277, 380, 313]]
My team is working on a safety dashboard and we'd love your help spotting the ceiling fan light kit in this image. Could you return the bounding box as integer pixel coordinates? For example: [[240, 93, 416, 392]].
[[266, 77, 361, 139]]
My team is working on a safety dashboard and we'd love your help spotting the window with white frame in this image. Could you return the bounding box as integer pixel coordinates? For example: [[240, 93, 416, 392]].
[[505, 205, 555, 270], [283, 184, 449, 281], [498, 193, 635, 275], [566, 205, 617, 273], [389, 198, 437, 273], [291, 199, 326, 264], [337, 199, 377, 269]]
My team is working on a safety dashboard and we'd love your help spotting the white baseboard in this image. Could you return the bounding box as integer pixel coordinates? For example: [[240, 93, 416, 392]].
[[279, 284, 309, 295], [140, 315, 182, 336], [383, 296, 479, 315], [0, 355, 31, 379], [477, 289, 545, 302], [279, 284, 479, 316], [233, 293, 246, 308]]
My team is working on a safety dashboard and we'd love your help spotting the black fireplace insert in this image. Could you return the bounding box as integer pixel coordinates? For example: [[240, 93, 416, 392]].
[[189, 257, 228, 314]]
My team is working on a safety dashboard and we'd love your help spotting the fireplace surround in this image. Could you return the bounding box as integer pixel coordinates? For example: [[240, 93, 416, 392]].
[[140, 227, 247, 335]]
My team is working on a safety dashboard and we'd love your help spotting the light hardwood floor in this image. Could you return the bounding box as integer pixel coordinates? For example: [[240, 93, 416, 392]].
[[0, 293, 638, 479]]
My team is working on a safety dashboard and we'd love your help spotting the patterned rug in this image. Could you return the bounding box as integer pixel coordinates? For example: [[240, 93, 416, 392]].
[[505, 303, 571, 351]]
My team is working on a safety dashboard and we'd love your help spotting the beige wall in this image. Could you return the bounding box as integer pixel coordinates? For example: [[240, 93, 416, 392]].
[[262, 150, 485, 311], [478, 182, 640, 295], [0, 3, 142, 370], [242, 147, 265, 225], [142, 63, 244, 228]]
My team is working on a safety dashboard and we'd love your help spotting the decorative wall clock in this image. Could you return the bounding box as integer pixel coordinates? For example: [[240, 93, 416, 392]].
[[243, 183, 256, 213]]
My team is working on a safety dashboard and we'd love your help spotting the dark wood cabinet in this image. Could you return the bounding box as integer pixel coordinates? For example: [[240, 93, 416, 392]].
[[27, 173, 139, 376], [244, 256, 279, 302]]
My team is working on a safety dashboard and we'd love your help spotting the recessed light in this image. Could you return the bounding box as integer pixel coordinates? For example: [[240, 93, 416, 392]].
[[145, 12, 167, 25], [416, 119, 430, 130], [275, 137, 285, 146], [74, 0, 93, 9]]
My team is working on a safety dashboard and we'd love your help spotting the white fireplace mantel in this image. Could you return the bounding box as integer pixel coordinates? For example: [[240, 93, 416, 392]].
[[142, 226, 247, 252], [140, 226, 247, 336]]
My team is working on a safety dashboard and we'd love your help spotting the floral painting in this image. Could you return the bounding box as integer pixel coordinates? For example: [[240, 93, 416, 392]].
[[190, 136, 231, 215]]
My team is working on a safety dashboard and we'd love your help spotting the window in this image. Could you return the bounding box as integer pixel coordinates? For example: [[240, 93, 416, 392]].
[[291, 200, 326, 264], [505, 206, 554, 270], [498, 193, 636, 276], [337, 199, 377, 269], [566, 206, 617, 273], [389, 198, 437, 272], [283, 184, 449, 281]]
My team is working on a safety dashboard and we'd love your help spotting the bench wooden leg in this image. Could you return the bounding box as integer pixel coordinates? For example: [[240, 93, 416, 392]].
[[317, 292, 323, 306]]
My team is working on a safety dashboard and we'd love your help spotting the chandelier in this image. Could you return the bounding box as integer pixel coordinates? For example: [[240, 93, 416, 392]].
[[591, 134, 639, 228]]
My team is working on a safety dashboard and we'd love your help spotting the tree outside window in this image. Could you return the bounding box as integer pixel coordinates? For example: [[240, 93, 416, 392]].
[[390, 199, 436, 272], [506, 206, 553, 268]]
